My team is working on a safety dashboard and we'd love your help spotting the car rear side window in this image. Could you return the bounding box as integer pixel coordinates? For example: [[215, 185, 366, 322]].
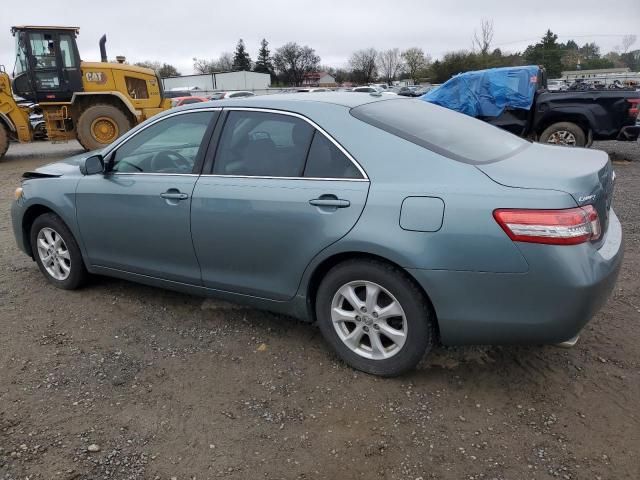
[[213, 111, 314, 177], [304, 131, 362, 179], [351, 99, 529, 164]]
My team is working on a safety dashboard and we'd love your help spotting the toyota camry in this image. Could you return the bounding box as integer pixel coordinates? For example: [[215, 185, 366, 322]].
[[11, 93, 623, 376]]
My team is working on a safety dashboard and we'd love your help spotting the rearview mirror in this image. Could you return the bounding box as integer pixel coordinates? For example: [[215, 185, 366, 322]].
[[80, 154, 105, 175]]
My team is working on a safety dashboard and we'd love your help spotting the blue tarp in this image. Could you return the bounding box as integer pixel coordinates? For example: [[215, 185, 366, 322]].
[[421, 65, 540, 118]]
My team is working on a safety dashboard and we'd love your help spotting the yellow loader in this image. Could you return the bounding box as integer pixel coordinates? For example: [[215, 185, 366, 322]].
[[0, 26, 171, 159]]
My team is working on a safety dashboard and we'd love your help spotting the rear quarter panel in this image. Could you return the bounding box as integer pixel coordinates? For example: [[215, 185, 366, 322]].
[[295, 108, 576, 274]]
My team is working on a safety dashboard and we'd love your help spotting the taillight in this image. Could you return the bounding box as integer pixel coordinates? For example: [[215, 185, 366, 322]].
[[629, 98, 640, 118], [493, 206, 601, 245]]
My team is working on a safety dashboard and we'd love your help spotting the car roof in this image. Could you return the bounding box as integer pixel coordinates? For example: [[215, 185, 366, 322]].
[[170, 92, 399, 113]]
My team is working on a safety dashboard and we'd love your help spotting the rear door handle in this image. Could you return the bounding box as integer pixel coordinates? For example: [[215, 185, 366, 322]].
[[309, 198, 350, 208], [160, 191, 189, 200]]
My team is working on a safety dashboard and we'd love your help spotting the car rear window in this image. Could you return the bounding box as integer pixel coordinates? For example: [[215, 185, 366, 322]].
[[350, 99, 529, 164]]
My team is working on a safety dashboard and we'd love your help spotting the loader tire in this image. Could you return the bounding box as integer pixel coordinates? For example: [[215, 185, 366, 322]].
[[0, 123, 9, 160], [76, 104, 132, 151]]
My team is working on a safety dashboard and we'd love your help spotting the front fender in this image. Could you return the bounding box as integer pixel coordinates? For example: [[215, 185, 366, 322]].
[[14, 177, 85, 259]]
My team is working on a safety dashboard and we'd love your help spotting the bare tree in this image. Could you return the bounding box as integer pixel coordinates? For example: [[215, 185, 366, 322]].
[[377, 48, 404, 85], [193, 57, 214, 74], [192, 53, 234, 74], [273, 42, 321, 86], [217, 52, 234, 71], [349, 48, 378, 84], [473, 18, 494, 55], [621, 34, 637, 53], [401, 48, 430, 84]]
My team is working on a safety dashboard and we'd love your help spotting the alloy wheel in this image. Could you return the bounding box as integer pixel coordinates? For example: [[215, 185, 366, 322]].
[[330, 280, 407, 360], [36, 227, 71, 281], [547, 130, 577, 146]]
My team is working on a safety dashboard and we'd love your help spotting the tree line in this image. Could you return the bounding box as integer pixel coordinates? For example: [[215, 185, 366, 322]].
[[136, 25, 638, 86]]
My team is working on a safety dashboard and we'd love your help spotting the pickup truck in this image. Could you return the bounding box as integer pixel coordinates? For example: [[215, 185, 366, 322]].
[[424, 66, 640, 147]]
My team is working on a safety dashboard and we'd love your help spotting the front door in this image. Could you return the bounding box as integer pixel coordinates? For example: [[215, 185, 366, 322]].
[[76, 110, 218, 284], [191, 109, 370, 300]]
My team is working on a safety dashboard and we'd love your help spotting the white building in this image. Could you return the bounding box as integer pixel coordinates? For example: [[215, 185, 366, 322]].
[[162, 71, 271, 93]]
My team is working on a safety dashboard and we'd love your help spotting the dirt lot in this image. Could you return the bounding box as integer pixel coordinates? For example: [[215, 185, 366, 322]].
[[1, 140, 639, 480]]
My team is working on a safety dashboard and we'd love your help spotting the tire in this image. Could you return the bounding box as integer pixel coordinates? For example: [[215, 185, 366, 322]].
[[30, 213, 88, 290], [0, 123, 9, 160], [315, 259, 436, 377], [539, 122, 586, 147], [76, 103, 132, 151]]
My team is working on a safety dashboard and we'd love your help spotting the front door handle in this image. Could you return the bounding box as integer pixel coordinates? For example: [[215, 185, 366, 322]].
[[160, 190, 189, 200], [309, 197, 350, 208]]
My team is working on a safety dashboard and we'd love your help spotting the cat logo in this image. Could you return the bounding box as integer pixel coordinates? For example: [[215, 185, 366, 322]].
[[85, 72, 107, 85]]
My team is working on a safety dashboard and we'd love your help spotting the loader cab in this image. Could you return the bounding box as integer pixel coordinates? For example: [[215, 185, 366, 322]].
[[11, 26, 83, 103]]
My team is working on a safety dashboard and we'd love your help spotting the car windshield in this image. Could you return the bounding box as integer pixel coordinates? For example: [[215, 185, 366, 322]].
[[351, 99, 529, 164]]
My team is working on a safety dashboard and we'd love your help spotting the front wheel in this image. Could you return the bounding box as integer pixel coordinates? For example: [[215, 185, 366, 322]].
[[315, 259, 436, 376], [30, 213, 88, 290]]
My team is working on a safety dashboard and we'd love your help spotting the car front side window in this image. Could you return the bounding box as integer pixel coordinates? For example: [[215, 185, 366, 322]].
[[110, 111, 214, 174]]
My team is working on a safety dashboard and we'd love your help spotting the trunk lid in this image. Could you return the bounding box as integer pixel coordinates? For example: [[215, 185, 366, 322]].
[[477, 143, 614, 239]]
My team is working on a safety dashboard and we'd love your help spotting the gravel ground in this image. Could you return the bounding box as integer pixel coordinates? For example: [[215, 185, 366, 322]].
[[1, 140, 639, 480]]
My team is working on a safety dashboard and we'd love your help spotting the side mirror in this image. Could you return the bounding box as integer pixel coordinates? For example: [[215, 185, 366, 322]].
[[80, 154, 105, 175]]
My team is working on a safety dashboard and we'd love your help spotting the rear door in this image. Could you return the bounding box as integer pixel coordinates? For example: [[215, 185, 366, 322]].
[[191, 108, 369, 300]]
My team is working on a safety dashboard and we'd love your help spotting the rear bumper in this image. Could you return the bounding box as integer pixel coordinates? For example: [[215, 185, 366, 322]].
[[617, 125, 640, 141], [408, 210, 623, 345]]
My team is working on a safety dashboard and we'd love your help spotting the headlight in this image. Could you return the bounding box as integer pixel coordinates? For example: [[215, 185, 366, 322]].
[[14, 187, 23, 200]]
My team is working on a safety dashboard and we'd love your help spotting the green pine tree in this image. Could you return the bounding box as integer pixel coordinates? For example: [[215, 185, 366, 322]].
[[232, 39, 252, 71], [254, 38, 274, 75], [524, 29, 563, 77]]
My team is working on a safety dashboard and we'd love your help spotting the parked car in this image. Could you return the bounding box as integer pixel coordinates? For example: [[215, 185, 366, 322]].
[[163, 90, 193, 99], [547, 80, 568, 92], [209, 91, 256, 100], [170, 96, 209, 108], [296, 88, 330, 93], [353, 86, 381, 93], [11, 94, 622, 376], [425, 66, 640, 147], [398, 86, 432, 97], [353, 86, 397, 95]]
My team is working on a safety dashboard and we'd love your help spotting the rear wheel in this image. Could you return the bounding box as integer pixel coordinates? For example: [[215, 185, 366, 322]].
[[539, 122, 586, 147], [30, 213, 88, 290], [0, 123, 9, 160], [76, 104, 132, 151], [315, 259, 436, 377]]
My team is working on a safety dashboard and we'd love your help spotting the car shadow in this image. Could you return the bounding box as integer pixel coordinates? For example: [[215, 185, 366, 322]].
[[85, 274, 580, 388]]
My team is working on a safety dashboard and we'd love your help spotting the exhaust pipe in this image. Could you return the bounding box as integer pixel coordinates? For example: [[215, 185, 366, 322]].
[[99, 34, 107, 62]]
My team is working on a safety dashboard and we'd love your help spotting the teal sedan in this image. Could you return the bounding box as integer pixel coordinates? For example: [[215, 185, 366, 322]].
[[11, 93, 623, 376]]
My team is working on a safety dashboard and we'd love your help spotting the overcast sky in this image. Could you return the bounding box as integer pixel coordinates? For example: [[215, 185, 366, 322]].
[[2, 0, 638, 75]]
